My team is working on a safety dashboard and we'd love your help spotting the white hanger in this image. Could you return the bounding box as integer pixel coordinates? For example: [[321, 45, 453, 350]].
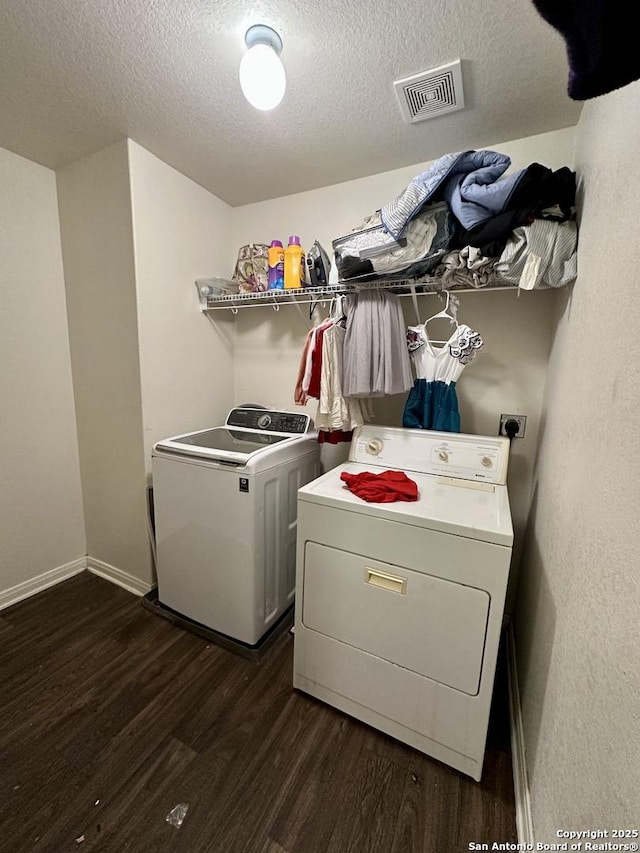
[[424, 290, 459, 345], [329, 293, 347, 323], [425, 290, 458, 324]]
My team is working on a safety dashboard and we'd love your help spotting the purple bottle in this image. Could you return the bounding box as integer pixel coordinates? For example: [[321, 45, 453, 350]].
[[267, 240, 285, 290]]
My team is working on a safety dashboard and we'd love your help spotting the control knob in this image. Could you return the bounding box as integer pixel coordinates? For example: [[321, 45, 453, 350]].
[[366, 438, 384, 456], [257, 414, 272, 429]]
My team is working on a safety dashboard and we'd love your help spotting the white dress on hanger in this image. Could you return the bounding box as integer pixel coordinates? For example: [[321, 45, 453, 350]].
[[403, 318, 483, 432]]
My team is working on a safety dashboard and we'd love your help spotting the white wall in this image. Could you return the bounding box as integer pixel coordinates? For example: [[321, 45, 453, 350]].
[[230, 128, 576, 585], [127, 141, 235, 471], [57, 141, 153, 587], [0, 147, 85, 603], [515, 84, 640, 836]]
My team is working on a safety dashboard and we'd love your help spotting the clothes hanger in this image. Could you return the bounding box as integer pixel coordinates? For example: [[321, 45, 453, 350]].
[[331, 294, 344, 320], [424, 290, 458, 324], [323, 293, 346, 326], [423, 290, 459, 345]]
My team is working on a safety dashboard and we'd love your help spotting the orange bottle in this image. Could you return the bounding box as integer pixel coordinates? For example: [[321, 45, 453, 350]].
[[284, 235, 305, 290]]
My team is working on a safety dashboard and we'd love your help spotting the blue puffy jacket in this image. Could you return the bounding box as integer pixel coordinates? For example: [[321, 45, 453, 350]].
[[381, 150, 526, 239]]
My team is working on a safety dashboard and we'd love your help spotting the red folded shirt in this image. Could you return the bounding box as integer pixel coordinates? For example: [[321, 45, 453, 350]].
[[340, 470, 419, 503]]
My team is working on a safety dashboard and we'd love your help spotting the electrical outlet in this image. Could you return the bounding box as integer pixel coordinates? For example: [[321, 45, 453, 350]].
[[499, 414, 527, 439]]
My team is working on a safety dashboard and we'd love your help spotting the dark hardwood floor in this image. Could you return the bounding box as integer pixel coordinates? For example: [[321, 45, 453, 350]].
[[0, 573, 517, 852]]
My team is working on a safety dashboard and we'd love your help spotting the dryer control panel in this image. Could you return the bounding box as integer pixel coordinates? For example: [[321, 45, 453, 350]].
[[350, 425, 510, 484]]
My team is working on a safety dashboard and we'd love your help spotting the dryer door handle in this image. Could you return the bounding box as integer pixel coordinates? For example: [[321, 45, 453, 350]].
[[365, 568, 407, 595]]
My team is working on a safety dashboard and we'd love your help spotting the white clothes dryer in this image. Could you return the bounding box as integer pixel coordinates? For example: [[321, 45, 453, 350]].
[[293, 424, 513, 781], [152, 407, 320, 648]]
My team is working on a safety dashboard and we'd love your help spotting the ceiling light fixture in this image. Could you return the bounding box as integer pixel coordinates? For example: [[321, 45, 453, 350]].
[[239, 25, 286, 111]]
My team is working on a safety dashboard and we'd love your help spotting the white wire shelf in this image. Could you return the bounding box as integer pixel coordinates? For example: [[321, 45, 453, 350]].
[[195, 275, 518, 312]]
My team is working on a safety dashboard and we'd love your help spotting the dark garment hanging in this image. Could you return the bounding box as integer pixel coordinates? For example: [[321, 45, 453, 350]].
[[318, 429, 353, 444], [531, 0, 640, 100], [307, 325, 328, 400]]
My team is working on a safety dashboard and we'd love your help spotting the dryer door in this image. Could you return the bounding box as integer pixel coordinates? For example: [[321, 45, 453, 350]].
[[301, 542, 490, 695]]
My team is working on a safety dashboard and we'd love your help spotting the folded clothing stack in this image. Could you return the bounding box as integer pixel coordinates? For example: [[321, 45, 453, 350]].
[[380, 150, 576, 258], [331, 149, 577, 286]]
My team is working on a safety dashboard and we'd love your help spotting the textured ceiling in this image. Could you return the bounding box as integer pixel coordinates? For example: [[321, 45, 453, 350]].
[[0, 0, 582, 206]]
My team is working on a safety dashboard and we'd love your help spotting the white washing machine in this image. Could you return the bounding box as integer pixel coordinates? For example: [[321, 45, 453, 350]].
[[293, 424, 513, 781], [152, 407, 320, 647]]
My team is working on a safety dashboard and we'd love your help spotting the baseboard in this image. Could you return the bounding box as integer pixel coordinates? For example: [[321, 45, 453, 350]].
[[86, 557, 153, 597], [506, 622, 534, 844], [0, 558, 87, 611]]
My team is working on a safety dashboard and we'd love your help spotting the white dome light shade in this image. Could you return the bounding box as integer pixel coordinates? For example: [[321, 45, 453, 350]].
[[239, 26, 286, 111]]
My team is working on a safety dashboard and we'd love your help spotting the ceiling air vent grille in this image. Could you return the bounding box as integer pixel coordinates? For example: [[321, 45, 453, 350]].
[[394, 60, 465, 124]]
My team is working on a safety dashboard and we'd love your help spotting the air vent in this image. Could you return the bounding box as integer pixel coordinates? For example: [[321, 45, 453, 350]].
[[394, 60, 465, 124]]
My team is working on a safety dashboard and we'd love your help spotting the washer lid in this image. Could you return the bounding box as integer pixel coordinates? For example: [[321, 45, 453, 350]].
[[153, 426, 299, 465], [298, 461, 513, 546], [152, 407, 314, 465]]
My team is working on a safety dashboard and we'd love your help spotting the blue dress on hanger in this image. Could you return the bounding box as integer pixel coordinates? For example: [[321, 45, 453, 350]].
[[402, 323, 484, 432]]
